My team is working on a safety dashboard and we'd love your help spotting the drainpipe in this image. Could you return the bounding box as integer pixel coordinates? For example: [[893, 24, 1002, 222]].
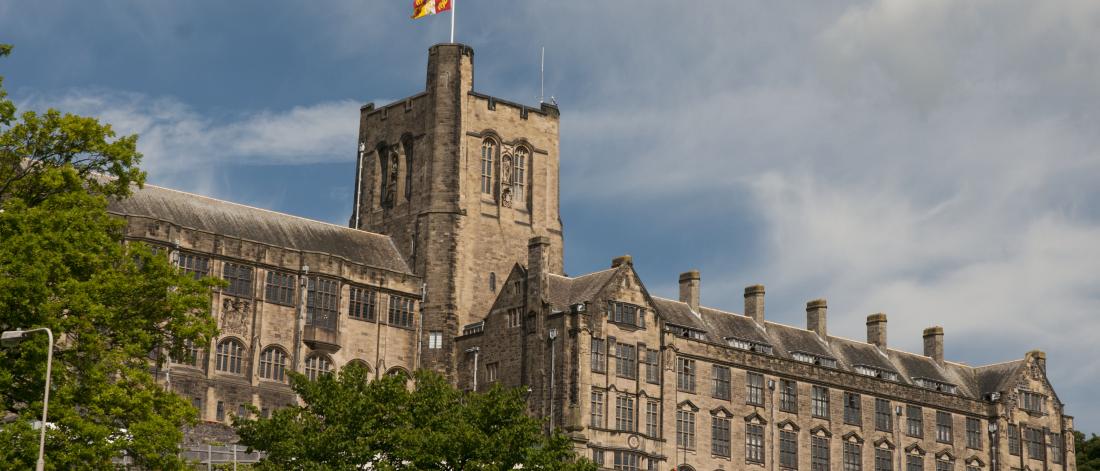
[[549, 328, 558, 432], [293, 265, 309, 373], [466, 347, 480, 391], [769, 379, 776, 471]]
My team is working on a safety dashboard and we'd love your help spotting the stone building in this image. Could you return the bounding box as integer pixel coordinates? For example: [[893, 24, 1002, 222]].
[[108, 43, 1075, 470]]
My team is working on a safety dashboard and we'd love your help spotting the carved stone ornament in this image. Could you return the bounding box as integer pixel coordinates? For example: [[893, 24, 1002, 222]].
[[220, 298, 251, 335]]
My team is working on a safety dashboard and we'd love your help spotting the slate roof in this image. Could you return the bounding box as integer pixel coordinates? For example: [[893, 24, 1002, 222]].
[[108, 183, 412, 274], [555, 266, 1027, 401]]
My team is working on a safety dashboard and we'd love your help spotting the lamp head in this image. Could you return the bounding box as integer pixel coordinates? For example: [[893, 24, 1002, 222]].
[[1, 330, 27, 348]]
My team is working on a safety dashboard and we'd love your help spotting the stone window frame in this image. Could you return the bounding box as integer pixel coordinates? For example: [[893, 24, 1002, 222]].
[[779, 379, 798, 413], [615, 393, 636, 432], [402, 135, 414, 202], [676, 357, 696, 393], [306, 276, 340, 330], [779, 427, 799, 470], [843, 440, 863, 471], [348, 285, 377, 322], [746, 372, 765, 406], [875, 398, 893, 432], [907, 405, 924, 438], [844, 392, 862, 426], [609, 301, 645, 329], [172, 339, 204, 368], [965, 417, 981, 449], [615, 342, 638, 380], [387, 294, 416, 328], [1007, 423, 1021, 455], [428, 331, 443, 349], [178, 251, 210, 279], [591, 338, 607, 373], [222, 262, 254, 298], [304, 353, 333, 381], [811, 435, 831, 471], [480, 138, 497, 196], [745, 421, 766, 464], [264, 270, 296, 306], [645, 399, 660, 437], [214, 337, 247, 375], [875, 448, 894, 471], [644, 348, 660, 384], [811, 385, 830, 419], [935, 411, 953, 444], [710, 409, 732, 458], [513, 145, 530, 209], [258, 345, 289, 383], [590, 388, 606, 428], [712, 364, 731, 400], [676, 402, 698, 450]]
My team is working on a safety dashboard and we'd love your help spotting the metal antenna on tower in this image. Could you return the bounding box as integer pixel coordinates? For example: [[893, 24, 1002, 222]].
[[539, 46, 545, 104]]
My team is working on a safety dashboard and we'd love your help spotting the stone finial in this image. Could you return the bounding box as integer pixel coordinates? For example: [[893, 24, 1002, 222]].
[[806, 299, 827, 338], [922, 326, 944, 366], [744, 284, 765, 324], [679, 270, 701, 312], [611, 255, 633, 268], [867, 313, 888, 349]]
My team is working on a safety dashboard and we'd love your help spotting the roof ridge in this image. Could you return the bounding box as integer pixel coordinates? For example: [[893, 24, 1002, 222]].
[[140, 183, 391, 240], [973, 358, 1025, 370]]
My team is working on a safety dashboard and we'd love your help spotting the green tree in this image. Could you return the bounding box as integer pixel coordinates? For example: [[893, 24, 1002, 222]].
[[1078, 431, 1100, 471], [234, 364, 597, 471], [0, 44, 219, 469]]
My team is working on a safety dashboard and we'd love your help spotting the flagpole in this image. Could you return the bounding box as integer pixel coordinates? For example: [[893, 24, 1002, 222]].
[[450, 0, 455, 43]]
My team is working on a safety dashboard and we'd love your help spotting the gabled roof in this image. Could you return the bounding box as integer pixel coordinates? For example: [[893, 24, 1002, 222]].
[[547, 268, 618, 311], [973, 360, 1025, 396], [109, 183, 412, 274]]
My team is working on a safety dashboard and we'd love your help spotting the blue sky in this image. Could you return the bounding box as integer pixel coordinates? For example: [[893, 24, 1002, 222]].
[[3, 0, 1099, 432]]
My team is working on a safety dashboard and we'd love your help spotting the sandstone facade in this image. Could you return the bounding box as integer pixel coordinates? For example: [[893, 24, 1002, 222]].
[[107, 43, 1075, 470]]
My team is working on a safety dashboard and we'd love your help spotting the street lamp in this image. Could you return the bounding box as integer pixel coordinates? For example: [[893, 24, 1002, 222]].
[[2, 327, 55, 471]]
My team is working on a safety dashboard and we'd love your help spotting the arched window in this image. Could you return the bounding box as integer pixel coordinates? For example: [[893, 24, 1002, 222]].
[[514, 147, 528, 207], [172, 340, 204, 367], [489, 272, 496, 292], [346, 359, 372, 374], [258, 346, 288, 382], [386, 367, 410, 380], [403, 137, 414, 201], [304, 354, 333, 381], [481, 140, 496, 195], [215, 338, 246, 375]]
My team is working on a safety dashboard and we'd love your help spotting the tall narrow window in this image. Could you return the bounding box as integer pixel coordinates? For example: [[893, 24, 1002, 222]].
[[875, 449, 894, 471], [780, 430, 798, 469], [875, 399, 892, 432], [615, 395, 635, 431], [676, 409, 696, 450], [591, 390, 605, 428], [591, 338, 606, 373], [403, 138, 414, 201], [747, 372, 765, 406], [711, 415, 731, 457], [811, 436, 830, 471], [746, 423, 765, 463], [514, 147, 528, 207], [845, 392, 862, 426], [936, 411, 953, 443], [349, 286, 377, 321], [304, 354, 332, 381], [812, 386, 830, 419], [779, 379, 798, 412], [223, 262, 253, 297], [907, 405, 923, 437], [935, 459, 952, 471], [388, 295, 414, 328], [481, 140, 496, 194], [646, 400, 659, 436], [966, 418, 981, 449], [844, 442, 863, 471], [428, 331, 443, 349], [676, 357, 695, 393], [712, 365, 731, 400], [1051, 432, 1063, 464], [616, 343, 637, 379], [258, 346, 288, 382], [1008, 424, 1020, 455], [645, 348, 660, 384], [306, 277, 339, 330], [215, 338, 246, 375]]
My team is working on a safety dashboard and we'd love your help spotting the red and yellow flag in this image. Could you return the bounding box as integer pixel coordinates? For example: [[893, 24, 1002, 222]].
[[412, 0, 451, 19]]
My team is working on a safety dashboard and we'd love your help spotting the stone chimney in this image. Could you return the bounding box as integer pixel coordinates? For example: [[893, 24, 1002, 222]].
[[806, 299, 827, 338], [611, 255, 633, 268], [679, 270, 701, 311], [866, 313, 888, 349], [744, 285, 765, 324], [527, 237, 551, 304], [1027, 350, 1046, 372], [923, 326, 944, 366]]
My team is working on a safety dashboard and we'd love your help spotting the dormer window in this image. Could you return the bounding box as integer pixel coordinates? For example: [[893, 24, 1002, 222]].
[[609, 301, 645, 328], [913, 377, 959, 395], [1019, 390, 1046, 414], [791, 351, 838, 368], [724, 337, 773, 355], [854, 365, 899, 382], [669, 324, 705, 340]]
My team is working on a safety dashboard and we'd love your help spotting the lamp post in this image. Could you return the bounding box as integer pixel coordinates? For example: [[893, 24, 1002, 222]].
[[2, 327, 55, 471]]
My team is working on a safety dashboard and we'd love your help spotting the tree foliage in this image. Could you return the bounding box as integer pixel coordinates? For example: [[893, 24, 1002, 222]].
[[1078, 431, 1100, 471], [234, 365, 597, 471], [0, 44, 219, 469]]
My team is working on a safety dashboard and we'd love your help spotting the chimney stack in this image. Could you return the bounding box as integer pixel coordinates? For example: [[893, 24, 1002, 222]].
[[744, 285, 765, 324], [611, 255, 633, 268], [866, 313, 888, 349], [806, 299, 827, 338], [923, 326, 944, 366], [679, 270, 701, 311], [528, 237, 551, 302]]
